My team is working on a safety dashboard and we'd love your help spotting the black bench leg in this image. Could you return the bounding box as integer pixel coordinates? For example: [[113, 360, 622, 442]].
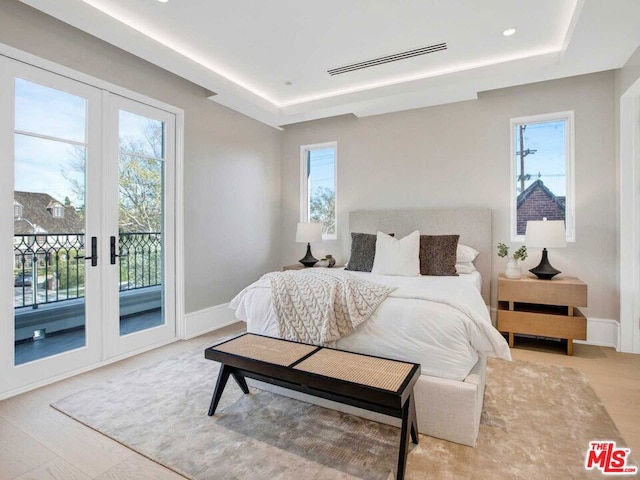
[[409, 393, 419, 445], [231, 372, 249, 394], [208, 364, 231, 416], [397, 393, 419, 480]]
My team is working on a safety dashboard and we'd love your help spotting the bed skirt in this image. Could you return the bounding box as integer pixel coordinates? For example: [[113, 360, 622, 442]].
[[246, 355, 487, 447]]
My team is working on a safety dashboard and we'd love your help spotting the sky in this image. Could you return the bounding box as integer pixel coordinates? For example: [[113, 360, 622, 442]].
[[14, 78, 86, 207], [308, 147, 335, 194], [13, 78, 164, 210], [514, 119, 567, 196]]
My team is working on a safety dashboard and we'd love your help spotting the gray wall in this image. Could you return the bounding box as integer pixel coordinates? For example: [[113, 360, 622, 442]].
[[1, 0, 623, 323], [0, 0, 282, 313], [281, 72, 617, 321]]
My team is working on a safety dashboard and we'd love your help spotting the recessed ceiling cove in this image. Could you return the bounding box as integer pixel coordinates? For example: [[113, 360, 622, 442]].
[[19, 0, 640, 127]]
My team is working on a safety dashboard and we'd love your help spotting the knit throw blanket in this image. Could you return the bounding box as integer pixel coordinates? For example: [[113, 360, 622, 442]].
[[263, 269, 396, 345]]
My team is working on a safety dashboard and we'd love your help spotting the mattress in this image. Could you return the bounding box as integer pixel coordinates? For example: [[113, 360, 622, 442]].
[[230, 270, 510, 382]]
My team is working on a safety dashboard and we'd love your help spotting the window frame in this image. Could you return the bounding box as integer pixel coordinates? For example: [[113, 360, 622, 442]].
[[509, 111, 575, 243], [300, 141, 338, 240]]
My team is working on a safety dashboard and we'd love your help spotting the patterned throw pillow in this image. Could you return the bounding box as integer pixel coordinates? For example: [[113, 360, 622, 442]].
[[419, 235, 460, 276], [345, 232, 394, 272]]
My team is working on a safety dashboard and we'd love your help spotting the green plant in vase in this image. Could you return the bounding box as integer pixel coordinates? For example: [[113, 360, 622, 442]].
[[497, 243, 528, 279]]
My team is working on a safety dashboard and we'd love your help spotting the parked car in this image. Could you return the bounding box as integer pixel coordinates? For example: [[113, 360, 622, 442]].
[[14, 272, 33, 287]]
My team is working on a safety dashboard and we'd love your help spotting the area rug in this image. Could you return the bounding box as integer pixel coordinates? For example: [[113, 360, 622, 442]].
[[52, 347, 635, 480]]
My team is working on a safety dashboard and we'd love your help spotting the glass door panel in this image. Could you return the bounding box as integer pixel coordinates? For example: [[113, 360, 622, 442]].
[[117, 109, 165, 336], [1, 55, 176, 396], [13, 78, 88, 365]]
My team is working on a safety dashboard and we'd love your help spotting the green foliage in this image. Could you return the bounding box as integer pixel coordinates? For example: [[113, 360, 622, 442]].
[[310, 186, 335, 235], [513, 245, 528, 261], [53, 249, 85, 292], [497, 243, 528, 261]]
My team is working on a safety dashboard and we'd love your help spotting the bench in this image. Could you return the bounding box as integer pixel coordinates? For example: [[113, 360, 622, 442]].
[[205, 333, 421, 480]]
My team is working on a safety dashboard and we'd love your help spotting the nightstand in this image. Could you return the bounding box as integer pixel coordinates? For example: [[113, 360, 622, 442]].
[[497, 274, 587, 355], [282, 264, 343, 271], [283, 264, 306, 271]]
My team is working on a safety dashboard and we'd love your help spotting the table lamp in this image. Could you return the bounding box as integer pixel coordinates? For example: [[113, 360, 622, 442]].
[[296, 222, 322, 267], [525, 219, 566, 280]]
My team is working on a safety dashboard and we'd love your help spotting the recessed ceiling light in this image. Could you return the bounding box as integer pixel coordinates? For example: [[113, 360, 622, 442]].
[[157, 0, 168, 3], [503, 28, 516, 37]]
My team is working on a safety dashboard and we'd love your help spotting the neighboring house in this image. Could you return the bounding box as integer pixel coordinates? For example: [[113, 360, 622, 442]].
[[516, 179, 566, 236], [14, 191, 83, 235]]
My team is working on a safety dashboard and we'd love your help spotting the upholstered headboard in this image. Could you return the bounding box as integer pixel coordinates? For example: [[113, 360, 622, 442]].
[[349, 208, 492, 304]]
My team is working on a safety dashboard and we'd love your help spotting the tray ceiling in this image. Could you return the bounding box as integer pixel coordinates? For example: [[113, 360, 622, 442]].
[[20, 0, 640, 128]]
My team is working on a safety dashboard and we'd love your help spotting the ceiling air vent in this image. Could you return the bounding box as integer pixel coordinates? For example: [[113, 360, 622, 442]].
[[327, 43, 447, 76]]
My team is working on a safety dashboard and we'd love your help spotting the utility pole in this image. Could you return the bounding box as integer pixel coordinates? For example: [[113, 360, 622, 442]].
[[517, 124, 537, 193]]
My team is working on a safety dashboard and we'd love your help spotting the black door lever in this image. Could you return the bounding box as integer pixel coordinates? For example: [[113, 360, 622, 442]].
[[84, 236, 98, 266], [110, 236, 129, 264]]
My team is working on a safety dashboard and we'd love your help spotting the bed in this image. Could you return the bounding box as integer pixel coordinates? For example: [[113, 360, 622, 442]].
[[229, 208, 510, 446]]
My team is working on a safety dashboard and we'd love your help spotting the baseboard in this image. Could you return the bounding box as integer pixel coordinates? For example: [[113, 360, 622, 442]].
[[184, 303, 238, 339], [575, 317, 620, 351]]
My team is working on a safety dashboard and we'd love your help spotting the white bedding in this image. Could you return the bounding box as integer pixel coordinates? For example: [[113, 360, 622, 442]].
[[230, 269, 511, 381]]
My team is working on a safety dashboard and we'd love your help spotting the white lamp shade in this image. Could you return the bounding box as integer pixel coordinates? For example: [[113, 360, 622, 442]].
[[525, 220, 566, 248], [296, 222, 322, 243]]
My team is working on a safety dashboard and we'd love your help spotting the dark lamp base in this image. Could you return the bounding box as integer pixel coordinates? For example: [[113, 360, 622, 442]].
[[299, 243, 318, 267], [529, 248, 561, 280]]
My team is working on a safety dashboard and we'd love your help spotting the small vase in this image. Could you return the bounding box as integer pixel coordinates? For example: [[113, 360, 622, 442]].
[[505, 259, 522, 279]]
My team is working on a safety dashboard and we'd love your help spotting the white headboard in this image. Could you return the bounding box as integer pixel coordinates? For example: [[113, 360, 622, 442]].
[[349, 208, 492, 304]]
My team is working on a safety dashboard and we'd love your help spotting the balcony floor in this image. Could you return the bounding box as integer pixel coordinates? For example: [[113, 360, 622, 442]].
[[14, 309, 163, 365]]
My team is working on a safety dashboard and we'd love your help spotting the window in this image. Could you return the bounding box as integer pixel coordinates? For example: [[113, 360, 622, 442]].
[[53, 205, 64, 218], [300, 142, 337, 239], [510, 112, 575, 242]]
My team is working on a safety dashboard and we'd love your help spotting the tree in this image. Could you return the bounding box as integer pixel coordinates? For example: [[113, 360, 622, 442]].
[[310, 186, 335, 235], [63, 121, 163, 233]]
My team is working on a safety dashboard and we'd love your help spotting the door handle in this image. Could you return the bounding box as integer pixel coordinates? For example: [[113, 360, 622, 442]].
[[82, 236, 98, 266], [110, 236, 129, 264]]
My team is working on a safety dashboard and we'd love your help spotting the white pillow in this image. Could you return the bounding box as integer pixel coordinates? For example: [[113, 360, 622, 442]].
[[372, 231, 420, 276], [457, 244, 479, 263], [455, 262, 477, 274]]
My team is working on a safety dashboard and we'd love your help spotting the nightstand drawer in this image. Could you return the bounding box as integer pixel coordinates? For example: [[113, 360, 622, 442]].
[[498, 309, 586, 340], [498, 275, 587, 307]]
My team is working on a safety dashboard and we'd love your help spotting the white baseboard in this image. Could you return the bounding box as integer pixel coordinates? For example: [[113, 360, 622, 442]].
[[575, 317, 620, 351], [184, 303, 238, 339]]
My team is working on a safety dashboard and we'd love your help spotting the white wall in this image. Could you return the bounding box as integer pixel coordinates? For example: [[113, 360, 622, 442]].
[[0, 0, 282, 314], [615, 45, 640, 351], [0, 0, 623, 325], [281, 72, 617, 321]]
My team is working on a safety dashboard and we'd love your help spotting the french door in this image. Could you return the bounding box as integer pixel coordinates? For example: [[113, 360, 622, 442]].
[[0, 56, 177, 395]]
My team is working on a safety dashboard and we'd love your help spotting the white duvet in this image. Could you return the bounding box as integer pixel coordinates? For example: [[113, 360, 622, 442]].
[[230, 270, 511, 381]]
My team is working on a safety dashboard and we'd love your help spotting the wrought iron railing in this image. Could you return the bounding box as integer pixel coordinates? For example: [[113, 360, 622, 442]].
[[13, 232, 162, 309], [118, 232, 162, 291]]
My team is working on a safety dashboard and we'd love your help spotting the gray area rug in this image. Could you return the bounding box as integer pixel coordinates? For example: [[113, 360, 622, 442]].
[[52, 347, 634, 479]]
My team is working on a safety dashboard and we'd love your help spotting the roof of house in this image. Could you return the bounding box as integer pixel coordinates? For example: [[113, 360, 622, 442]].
[[14, 191, 83, 235], [517, 179, 565, 211]]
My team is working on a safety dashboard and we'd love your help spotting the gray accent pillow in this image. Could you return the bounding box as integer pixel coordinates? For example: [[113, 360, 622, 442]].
[[345, 232, 393, 272], [419, 235, 460, 276]]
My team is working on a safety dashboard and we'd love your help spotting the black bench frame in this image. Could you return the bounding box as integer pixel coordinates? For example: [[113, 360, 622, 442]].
[[205, 333, 421, 480]]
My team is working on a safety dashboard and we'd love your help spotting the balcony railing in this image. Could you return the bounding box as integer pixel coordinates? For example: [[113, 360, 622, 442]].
[[13, 232, 162, 309]]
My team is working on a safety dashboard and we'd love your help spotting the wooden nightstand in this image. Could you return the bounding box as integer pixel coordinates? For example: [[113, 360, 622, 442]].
[[497, 274, 587, 355], [282, 264, 343, 271], [283, 264, 305, 271]]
